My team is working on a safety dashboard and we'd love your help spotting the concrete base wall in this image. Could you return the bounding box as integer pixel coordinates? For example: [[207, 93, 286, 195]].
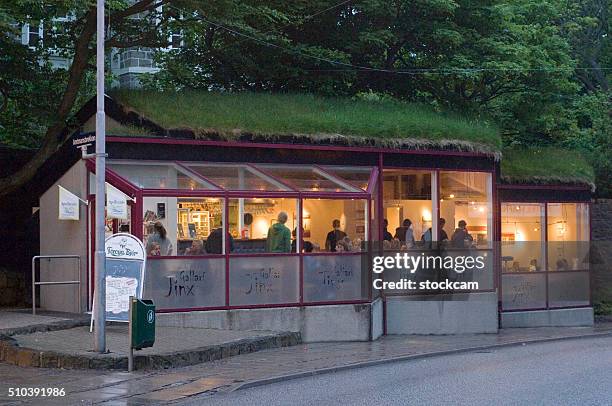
[[157, 299, 383, 343], [386, 292, 499, 335], [501, 307, 594, 328]]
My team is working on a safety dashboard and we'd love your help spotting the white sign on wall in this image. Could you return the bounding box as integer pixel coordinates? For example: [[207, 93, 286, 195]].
[[106, 183, 128, 220], [58, 185, 80, 220]]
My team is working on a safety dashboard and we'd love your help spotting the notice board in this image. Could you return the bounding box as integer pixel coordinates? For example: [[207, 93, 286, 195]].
[[91, 233, 146, 325]]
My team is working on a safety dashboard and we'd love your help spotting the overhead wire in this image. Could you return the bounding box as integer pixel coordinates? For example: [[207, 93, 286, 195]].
[[167, 4, 612, 76]]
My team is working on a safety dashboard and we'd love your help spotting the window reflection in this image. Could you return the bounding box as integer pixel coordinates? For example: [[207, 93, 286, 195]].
[[228, 198, 297, 254], [382, 170, 433, 250], [547, 203, 589, 271], [501, 203, 545, 272], [302, 199, 368, 252], [440, 172, 492, 248], [143, 197, 225, 257]]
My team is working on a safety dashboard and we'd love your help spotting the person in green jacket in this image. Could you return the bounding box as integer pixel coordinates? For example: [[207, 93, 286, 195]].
[[266, 211, 291, 253]]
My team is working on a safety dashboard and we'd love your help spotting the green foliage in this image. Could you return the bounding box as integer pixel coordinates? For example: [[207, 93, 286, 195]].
[[112, 89, 501, 149], [594, 300, 612, 316], [0, 1, 94, 147], [562, 92, 612, 196], [501, 147, 595, 186], [1, 0, 609, 194], [0, 0, 170, 148], [141, 0, 609, 193]]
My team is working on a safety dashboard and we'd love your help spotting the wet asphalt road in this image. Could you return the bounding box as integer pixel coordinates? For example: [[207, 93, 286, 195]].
[[183, 335, 612, 406]]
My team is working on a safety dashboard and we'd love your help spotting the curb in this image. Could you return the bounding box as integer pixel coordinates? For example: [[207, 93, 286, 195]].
[[234, 330, 612, 391], [0, 330, 302, 370], [0, 318, 91, 337]]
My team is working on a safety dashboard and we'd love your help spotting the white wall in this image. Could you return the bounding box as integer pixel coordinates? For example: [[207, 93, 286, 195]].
[[39, 161, 88, 313]]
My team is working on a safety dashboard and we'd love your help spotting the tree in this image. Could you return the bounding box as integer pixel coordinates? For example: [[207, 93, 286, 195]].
[[0, 0, 179, 197], [2, 0, 610, 195]]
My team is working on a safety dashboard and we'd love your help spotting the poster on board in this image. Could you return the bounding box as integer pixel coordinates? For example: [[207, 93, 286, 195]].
[[91, 233, 146, 327]]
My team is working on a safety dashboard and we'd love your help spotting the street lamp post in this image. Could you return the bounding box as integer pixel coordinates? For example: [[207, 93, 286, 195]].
[[93, 0, 106, 353]]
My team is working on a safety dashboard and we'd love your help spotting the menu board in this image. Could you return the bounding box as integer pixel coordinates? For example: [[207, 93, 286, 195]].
[[91, 233, 146, 324], [105, 258, 144, 321]]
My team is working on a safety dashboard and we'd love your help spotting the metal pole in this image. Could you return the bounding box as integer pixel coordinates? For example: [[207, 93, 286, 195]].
[[93, 0, 107, 353], [128, 296, 134, 372], [32, 257, 36, 315]]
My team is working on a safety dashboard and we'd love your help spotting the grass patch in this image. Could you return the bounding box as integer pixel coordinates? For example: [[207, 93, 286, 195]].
[[111, 90, 501, 151], [501, 147, 595, 187], [107, 123, 152, 137], [595, 301, 612, 316]]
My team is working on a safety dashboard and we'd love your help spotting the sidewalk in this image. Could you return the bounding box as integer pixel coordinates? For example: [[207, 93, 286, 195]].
[[0, 309, 89, 335], [0, 309, 301, 370], [5, 324, 300, 369], [1, 323, 611, 405]]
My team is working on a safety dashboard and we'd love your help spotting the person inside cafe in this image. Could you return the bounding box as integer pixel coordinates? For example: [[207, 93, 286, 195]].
[[266, 211, 291, 253], [146, 221, 173, 256], [394, 219, 412, 242], [325, 219, 347, 252], [404, 219, 415, 249], [185, 239, 204, 255], [205, 222, 234, 254], [421, 218, 449, 242], [291, 227, 314, 253], [451, 219, 473, 248], [383, 219, 393, 241]]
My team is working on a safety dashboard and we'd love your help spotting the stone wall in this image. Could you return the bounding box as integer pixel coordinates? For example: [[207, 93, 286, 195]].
[[593, 199, 612, 241], [0, 268, 28, 307], [592, 199, 612, 314]]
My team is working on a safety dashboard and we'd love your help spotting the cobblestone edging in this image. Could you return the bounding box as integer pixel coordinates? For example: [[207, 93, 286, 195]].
[[0, 330, 301, 370], [0, 317, 90, 337]]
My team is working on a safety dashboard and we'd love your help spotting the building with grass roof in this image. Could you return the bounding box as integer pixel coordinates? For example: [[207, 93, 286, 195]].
[[32, 91, 594, 339]]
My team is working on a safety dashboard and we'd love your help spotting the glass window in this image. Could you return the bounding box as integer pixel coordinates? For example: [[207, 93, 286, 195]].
[[382, 170, 434, 249], [303, 254, 368, 302], [185, 163, 289, 191], [145, 258, 225, 309], [176, 198, 224, 255], [228, 198, 297, 254], [321, 166, 374, 191], [143, 197, 224, 257], [28, 24, 41, 46], [170, 33, 182, 48], [440, 172, 492, 248], [547, 203, 589, 271], [229, 256, 299, 305], [501, 203, 545, 272], [501, 273, 547, 310], [548, 272, 590, 307], [143, 196, 177, 256], [108, 161, 218, 190], [256, 165, 359, 192], [302, 199, 368, 252]]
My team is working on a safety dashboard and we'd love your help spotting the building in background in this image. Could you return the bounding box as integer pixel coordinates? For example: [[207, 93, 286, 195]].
[[17, 4, 180, 88]]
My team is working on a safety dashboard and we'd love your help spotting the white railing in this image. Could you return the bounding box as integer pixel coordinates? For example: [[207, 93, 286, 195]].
[[32, 255, 81, 315]]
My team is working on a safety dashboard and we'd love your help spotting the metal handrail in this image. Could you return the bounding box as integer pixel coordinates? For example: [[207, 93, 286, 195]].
[[32, 255, 81, 315]]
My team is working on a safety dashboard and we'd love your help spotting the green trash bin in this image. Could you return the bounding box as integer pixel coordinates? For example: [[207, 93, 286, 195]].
[[130, 298, 155, 350]]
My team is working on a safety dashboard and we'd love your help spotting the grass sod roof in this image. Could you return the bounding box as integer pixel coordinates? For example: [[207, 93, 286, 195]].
[[105, 91, 594, 188], [110, 90, 502, 157], [501, 147, 595, 189]]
